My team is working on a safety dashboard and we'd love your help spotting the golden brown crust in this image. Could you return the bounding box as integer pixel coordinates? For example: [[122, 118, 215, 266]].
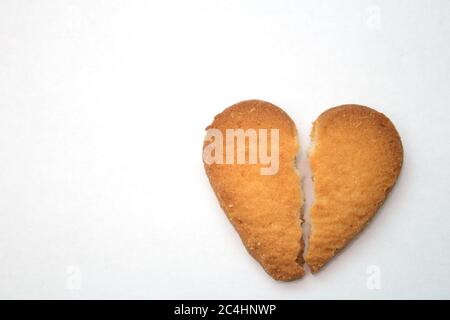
[[305, 104, 403, 272], [203, 100, 305, 281]]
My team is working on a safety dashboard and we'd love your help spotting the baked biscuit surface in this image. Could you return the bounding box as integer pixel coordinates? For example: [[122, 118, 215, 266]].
[[203, 100, 304, 281], [306, 105, 403, 272]]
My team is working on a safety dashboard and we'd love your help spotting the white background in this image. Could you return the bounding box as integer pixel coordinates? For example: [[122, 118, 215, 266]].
[[0, 0, 449, 299]]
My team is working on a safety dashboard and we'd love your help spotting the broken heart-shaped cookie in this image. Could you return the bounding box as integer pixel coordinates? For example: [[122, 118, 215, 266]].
[[203, 101, 403, 280], [305, 105, 403, 272], [203, 100, 305, 281]]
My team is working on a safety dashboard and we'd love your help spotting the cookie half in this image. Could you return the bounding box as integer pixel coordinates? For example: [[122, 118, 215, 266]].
[[305, 105, 403, 272], [203, 100, 305, 281]]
